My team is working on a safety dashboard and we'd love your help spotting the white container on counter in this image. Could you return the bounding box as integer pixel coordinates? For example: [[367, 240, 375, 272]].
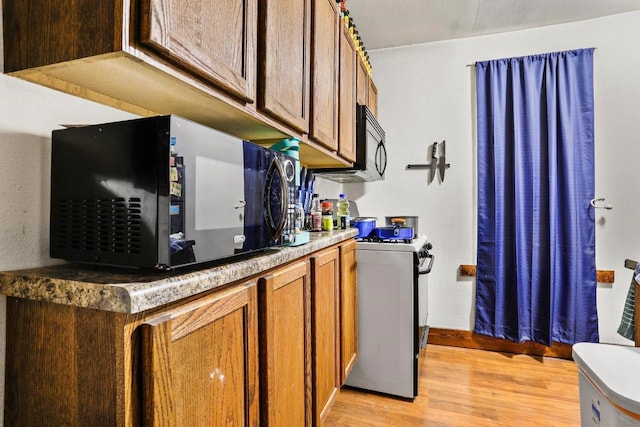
[[572, 343, 640, 426]]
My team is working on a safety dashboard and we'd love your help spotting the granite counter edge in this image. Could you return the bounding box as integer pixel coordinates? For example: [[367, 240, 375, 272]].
[[0, 230, 357, 314]]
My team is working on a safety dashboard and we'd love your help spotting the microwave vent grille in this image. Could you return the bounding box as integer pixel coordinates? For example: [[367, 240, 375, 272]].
[[54, 198, 143, 254]]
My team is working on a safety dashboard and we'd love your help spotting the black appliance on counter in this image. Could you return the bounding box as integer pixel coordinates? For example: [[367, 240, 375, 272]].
[[313, 105, 387, 182], [50, 115, 296, 269]]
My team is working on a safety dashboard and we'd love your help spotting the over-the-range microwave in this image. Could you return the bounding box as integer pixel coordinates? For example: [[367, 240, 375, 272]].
[[50, 115, 297, 269], [314, 104, 387, 182]]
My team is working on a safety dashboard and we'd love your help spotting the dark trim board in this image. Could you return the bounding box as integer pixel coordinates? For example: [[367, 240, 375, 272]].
[[458, 264, 614, 283], [424, 327, 573, 359]]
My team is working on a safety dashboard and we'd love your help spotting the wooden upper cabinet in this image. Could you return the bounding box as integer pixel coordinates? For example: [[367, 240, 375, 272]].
[[139, 0, 257, 103], [338, 26, 357, 163], [356, 56, 369, 107], [2, 0, 367, 166], [258, 0, 312, 133], [2, 0, 121, 71], [309, 0, 339, 152], [141, 281, 259, 427], [368, 77, 378, 118]]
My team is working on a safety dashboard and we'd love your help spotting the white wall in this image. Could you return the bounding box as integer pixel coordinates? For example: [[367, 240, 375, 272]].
[[314, 177, 343, 201], [346, 11, 640, 345]]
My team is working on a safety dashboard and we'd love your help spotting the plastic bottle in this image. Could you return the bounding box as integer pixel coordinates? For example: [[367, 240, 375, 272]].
[[336, 193, 350, 230], [321, 201, 334, 231], [310, 194, 322, 232]]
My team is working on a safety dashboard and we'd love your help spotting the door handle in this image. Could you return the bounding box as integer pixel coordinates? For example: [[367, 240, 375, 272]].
[[418, 253, 434, 275]]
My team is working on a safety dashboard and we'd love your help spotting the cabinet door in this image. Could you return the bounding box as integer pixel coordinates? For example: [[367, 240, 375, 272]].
[[356, 56, 369, 107], [259, 260, 311, 427], [141, 281, 259, 427], [339, 239, 358, 384], [368, 77, 378, 118], [310, 247, 340, 425], [140, 0, 257, 103], [259, 0, 311, 132], [338, 26, 356, 163], [309, 0, 339, 151]]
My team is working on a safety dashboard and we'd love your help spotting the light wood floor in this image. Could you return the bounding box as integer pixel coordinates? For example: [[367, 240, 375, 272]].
[[326, 345, 581, 426]]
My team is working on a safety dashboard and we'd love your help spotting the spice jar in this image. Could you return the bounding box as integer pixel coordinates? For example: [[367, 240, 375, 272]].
[[321, 201, 334, 231]]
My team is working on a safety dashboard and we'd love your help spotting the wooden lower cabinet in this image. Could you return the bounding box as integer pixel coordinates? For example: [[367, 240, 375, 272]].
[[310, 247, 340, 425], [3, 239, 357, 427], [339, 239, 358, 384], [258, 260, 312, 427], [4, 281, 259, 427], [5, 297, 125, 426], [141, 280, 259, 426]]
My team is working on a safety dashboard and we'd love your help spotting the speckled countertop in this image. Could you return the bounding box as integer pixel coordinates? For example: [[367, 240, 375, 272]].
[[0, 230, 357, 314]]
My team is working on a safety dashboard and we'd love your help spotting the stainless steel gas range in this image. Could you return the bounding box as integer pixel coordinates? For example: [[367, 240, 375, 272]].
[[345, 234, 434, 400]]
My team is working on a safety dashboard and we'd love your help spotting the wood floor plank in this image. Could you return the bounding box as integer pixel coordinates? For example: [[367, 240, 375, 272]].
[[326, 344, 580, 426]]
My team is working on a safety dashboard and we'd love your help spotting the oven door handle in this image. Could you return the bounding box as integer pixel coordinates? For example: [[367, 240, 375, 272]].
[[418, 253, 434, 275]]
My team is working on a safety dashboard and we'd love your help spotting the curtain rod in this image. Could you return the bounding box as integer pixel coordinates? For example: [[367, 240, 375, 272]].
[[465, 47, 597, 67]]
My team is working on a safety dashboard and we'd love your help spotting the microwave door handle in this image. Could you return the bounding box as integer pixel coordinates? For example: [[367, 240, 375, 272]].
[[381, 141, 387, 175], [264, 158, 288, 241], [375, 141, 382, 175], [264, 159, 278, 239], [376, 141, 387, 176], [272, 158, 288, 240]]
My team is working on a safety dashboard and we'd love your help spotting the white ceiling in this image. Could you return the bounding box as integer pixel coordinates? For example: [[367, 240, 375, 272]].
[[346, 0, 640, 50]]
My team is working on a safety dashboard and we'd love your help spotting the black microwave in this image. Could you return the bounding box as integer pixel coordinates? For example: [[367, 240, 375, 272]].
[[313, 105, 387, 182], [50, 115, 296, 269]]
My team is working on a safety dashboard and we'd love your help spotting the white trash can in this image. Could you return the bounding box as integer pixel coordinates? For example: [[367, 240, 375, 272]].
[[572, 343, 640, 426]]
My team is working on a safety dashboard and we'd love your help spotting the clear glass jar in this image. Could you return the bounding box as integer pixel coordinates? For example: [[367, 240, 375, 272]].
[[310, 194, 322, 232]]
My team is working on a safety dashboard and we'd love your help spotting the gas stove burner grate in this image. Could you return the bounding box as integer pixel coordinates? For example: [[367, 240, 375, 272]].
[[357, 237, 415, 244]]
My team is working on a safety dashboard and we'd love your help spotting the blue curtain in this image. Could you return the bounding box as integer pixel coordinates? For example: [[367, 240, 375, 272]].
[[475, 48, 598, 346]]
